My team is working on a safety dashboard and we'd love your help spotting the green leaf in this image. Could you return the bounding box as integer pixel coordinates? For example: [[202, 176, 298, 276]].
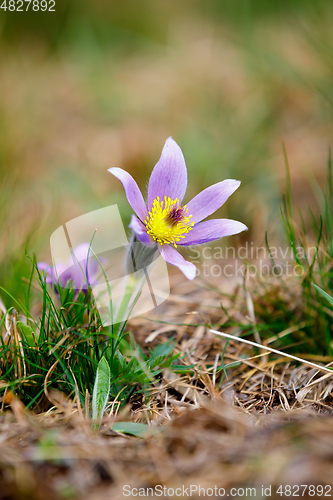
[[313, 283, 333, 308], [151, 340, 176, 359], [17, 321, 37, 347], [92, 356, 110, 430], [170, 363, 197, 373], [112, 421, 149, 437]]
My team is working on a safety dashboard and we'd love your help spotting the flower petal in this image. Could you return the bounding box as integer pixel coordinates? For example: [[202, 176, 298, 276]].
[[37, 262, 54, 284], [158, 244, 196, 280], [186, 179, 241, 223], [108, 167, 148, 221], [179, 219, 248, 245], [37, 262, 50, 271], [71, 243, 91, 263], [53, 263, 68, 284], [148, 137, 188, 210], [129, 215, 153, 246], [71, 243, 100, 284]]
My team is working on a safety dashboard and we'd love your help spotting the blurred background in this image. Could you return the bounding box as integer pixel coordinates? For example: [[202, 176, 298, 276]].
[[1, 0, 333, 304]]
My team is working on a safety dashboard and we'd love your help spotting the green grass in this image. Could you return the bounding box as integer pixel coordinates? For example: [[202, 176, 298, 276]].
[[0, 259, 187, 412], [278, 151, 333, 355], [209, 153, 333, 364]]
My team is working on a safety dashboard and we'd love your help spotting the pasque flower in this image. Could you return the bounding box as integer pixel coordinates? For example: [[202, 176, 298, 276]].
[[38, 243, 99, 292], [109, 138, 247, 280]]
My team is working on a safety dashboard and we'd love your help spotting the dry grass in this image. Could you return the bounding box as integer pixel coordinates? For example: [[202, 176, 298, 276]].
[[1, 397, 333, 499], [1, 272, 333, 499]]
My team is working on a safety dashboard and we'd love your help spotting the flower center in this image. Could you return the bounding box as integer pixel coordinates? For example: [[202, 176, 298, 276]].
[[145, 196, 194, 247]]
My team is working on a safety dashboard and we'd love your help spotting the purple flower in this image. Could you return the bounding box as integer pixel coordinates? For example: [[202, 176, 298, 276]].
[[38, 243, 99, 292], [108, 138, 247, 280]]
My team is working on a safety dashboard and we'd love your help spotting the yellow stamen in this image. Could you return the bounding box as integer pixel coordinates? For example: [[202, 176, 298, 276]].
[[145, 196, 194, 247]]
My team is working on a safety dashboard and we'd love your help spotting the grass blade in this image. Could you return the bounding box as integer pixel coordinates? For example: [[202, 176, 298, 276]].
[[313, 283, 333, 308]]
